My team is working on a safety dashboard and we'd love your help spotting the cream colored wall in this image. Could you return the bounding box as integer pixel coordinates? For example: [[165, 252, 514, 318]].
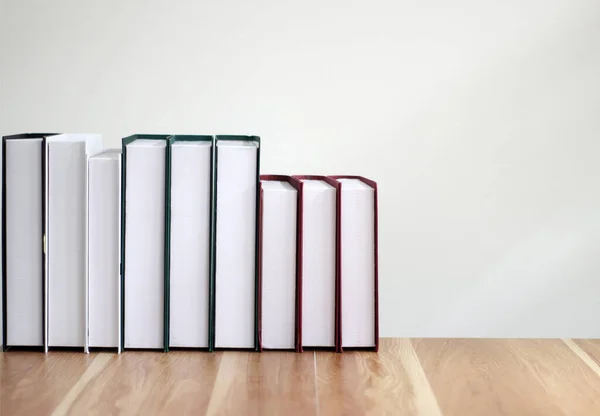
[[2, 0, 600, 337]]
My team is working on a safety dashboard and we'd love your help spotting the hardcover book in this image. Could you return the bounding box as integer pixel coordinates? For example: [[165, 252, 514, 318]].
[[213, 136, 260, 351], [46, 134, 103, 352], [2, 133, 58, 351], [292, 176, 341, 352], [88, 149, 122, 351], [166, 135, 214, 350], [258, 175, 302, 352], [121, 135, 169, 351], [329, 176, 379, 352]]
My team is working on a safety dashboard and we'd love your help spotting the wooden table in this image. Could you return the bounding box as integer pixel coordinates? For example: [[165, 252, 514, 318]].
[[1, 339, 600, 415]]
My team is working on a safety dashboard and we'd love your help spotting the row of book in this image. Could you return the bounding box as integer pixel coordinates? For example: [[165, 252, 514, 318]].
[[1, 133, 378, 353]]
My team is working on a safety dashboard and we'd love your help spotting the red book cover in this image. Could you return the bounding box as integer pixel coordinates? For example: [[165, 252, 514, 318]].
[[292, 175, 341, 353], [259, 175, 303, 352], [329, 176, 378, 352]]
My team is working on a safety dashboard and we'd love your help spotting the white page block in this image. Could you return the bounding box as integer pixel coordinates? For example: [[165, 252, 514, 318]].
[[301, 180, 336, 347], [47, 141, 87, 347], [339, 179, 376, 348], [261, 181, 297, 349], [124, 140, 166, 349], [169, 142, 212, 348], [215, 141, 257, 348], [5, 139, 43, 346], [88, 150, 121, 348]]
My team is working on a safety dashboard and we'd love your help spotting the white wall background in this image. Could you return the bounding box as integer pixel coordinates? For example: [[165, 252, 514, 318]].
[[2, 0, 600, 338]]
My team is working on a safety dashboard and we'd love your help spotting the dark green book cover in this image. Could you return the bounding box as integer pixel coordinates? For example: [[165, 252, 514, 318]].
[[120, 134, 170, 352], [2, 133, 58, 352], [211, 135, 261, 352], [165, 135, 214, 351]]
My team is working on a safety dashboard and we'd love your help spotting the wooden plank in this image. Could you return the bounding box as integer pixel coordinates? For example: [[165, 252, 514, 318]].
[[65, 351, 221, 415], [316, 339, 442, 415], [53, 353, 113, 415], [3, 339, 600, 415], [571, 339, 600, 370], [0, 352, 93, 416], [205, 351, 316, 415], [413, 339, 600, 416]]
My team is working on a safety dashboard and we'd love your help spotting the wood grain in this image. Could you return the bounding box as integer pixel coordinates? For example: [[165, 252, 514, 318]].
[[572, 339, 600, 369], [0, 352, 93, 416], [205, 351, 316, 416], [53, 353, 113, 415], [413, 339, 600, 416], [66, 351, 222, 415], [2, 339, 600, 415], [316, 339, 441, 415]]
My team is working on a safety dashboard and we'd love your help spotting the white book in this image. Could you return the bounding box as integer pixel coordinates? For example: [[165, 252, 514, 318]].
[[169, 139, 212, 348], [88, 149, 121, 350], [338, 178, 376, 348], [301, 179, 337, 348], [214, 139, 259, 349], [46, 134, 103, 351], [123, 139, 166, 349], [4, 137, 45, 347], [260, 180, 297, 349]]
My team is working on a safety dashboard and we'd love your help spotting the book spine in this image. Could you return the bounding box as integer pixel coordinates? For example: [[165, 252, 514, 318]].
[[295, 179, 304, 353], [208, 140, 217, 352], [333, 180, 342, 353], [373, 182, 379, 352], [1, 137, 6, 351], [257, 186, 264, 352], [254, 139, 261, 352], [164, 138, 172, 353], [43, 137, 48, 353], [119, 140, 127, 351]]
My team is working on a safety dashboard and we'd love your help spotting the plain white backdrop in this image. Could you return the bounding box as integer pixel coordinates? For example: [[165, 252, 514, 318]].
[[2, 0, 600, 338]]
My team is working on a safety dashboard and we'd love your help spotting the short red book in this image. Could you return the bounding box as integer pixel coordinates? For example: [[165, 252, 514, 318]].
[[329, 176, 379, 352], [258, 175, 302, 352], [292, 176, 341, 353]]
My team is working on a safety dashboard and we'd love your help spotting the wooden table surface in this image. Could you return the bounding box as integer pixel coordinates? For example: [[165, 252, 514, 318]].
[[1, 338, 600, 415]]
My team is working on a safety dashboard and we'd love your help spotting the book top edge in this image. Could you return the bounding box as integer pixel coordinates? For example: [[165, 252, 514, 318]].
[[216, 140, 258, 149], [4, 138, 43, 143], [302, 179, 334, 190], [172, 141, 212, 148], [261, 181, 296, 192], [338, 178, 373, 190], [127, 139, 166, 148], [90, 149, 121, 160]]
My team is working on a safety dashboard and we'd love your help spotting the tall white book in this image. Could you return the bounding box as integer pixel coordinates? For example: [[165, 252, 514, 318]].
[[214, 136, 260, 350], [295, 177, 338, 349], [88, 149, 121, 351], [45, 134, 103, 352], [168, 136, 213, 349], [334, 177, 378, 350], [2, 134, 51, 350], [122, 136, 167, 350], [259, 177, 298, 350]]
